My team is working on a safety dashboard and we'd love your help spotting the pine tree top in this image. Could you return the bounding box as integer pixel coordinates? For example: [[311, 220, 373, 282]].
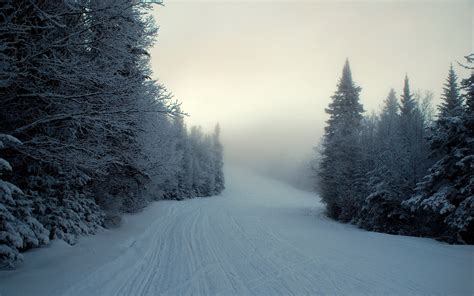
[[342, 59, 352, 83], [324, 59, 364, 135], [382, 88, 399, 116], [439, 64, 463, 118], [464, 72, 474, 114], [400, 74, 415, 117], [459, 54, 473, 115]]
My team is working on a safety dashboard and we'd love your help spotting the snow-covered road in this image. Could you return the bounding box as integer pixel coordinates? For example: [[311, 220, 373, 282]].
[[1, 167, 473, 295]]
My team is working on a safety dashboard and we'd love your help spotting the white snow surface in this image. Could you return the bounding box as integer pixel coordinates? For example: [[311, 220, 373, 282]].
[[1, 166, 473, 296]]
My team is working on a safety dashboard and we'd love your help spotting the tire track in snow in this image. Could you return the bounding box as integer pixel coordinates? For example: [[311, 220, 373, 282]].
[[147, 204, 214, 295], [1, 167, 473, 296], [61, 203, 184, 296], [48, 167, 473, 296], [214, 208, 323, 295]]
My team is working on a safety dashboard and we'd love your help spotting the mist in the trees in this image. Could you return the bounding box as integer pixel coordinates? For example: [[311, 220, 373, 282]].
[[0, 1, 472, 294], [316, 57, 473, 243], [0, 0, 224, 268]]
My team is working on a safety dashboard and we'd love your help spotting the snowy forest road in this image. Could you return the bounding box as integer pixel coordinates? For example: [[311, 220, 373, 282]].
[[1, 167, 473, 296]]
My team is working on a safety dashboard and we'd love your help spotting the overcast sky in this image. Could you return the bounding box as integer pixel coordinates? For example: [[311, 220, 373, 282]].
[[150, 0, 472, 172]]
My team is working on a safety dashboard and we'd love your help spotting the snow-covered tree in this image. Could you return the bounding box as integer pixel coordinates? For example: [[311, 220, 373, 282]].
[[397, 75, 431, 195], [404, 61, 474, 243], [136, 105, 182, 202], [319, 59, 365, 221], [0, 135, 49, 268], [212, 124, 225, 195], [313, 59, 470, 243], [1, 0, 178, 250], [357, 90, 414, 234], [0, 0, 107, 244], [356, 77, 433, 234], [171, 114, 194, 199], [0, 0, 223, 266], [439, 65, 464, 119]]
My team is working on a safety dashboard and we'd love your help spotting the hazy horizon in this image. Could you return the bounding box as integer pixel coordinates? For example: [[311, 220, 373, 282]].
[[150, 0, 472, 176], [1, 1, 473, 290]]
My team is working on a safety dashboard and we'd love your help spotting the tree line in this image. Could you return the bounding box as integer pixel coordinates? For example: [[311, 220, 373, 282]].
[[0, 0, 224, 268], [316, 56, 473, 244]]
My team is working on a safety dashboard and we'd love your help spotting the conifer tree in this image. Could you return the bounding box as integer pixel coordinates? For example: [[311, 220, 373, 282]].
[[319, 59, 365, 221], [358, 90, 413, 233], [173, 113, 193, 199], [212, 124, 225, 194], [404, 60, 474, 243], [399, 76, 416, 120], [439, 65, 464, 118], [379, 89, 400, 138], [0, 135, 49, 268], [0, 0, 226, 267], [397, 75, 429, 194]]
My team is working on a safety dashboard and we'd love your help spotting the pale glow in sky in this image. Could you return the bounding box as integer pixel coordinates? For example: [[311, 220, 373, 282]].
[[150, 0, 472, 171]]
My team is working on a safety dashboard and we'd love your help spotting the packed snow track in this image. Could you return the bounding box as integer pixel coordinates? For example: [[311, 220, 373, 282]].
[[0, 167, 473, 295]]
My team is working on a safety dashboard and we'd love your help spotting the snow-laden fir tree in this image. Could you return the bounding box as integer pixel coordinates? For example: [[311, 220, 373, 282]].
[[319, 59, 365, 221], [357, 112, 378, 201], [172, 113, 194, 199], [203, 135, 217, 195], [0, 0, 116, 244], [439, 66, 464, 118], [0, 0, 224, 266], [0, 135, 49, 268], [212, 124, 225, 195], [357, 89, 414, 234], [397, 75, 431, 195], [404, 61, 474, 243], [188, 127, 210, 196]]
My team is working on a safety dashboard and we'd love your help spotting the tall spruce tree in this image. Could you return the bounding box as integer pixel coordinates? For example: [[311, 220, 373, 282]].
[[439, 65, 464, 118], [172, 112, 193, 199], [404, 60, 474, 243], [358, 89, 414, 234], [397, 75, 429, 195], [399, 76, 416, 119], [212, 124, 225, 195], [379, 89, 400, 138], [319, 59, 365, 221]]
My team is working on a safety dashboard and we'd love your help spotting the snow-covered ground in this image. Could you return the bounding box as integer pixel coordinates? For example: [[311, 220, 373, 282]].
[[1, 167, 473, 296]]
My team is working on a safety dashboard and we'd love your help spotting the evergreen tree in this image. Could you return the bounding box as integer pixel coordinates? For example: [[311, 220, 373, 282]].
[[379, 89, 400, 138], [319, 59, 365, 221], [439, 65, 464, 118], [404, 60, 474, 243], [202, 135, 216, 195], [212, 124, 225, 194], [397, 75, 430, 195], [0, 0, 227, 267], [358, 90, 414, 234], [189, 127, 205, 196], [172, 113, 193, 199], [0, 135, 49, 268], [399, 75, 417, 120]]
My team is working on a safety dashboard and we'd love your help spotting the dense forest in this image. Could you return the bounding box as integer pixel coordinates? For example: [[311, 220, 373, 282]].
[[316, 56, 473, 244], [0, 1, 224, 268]]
